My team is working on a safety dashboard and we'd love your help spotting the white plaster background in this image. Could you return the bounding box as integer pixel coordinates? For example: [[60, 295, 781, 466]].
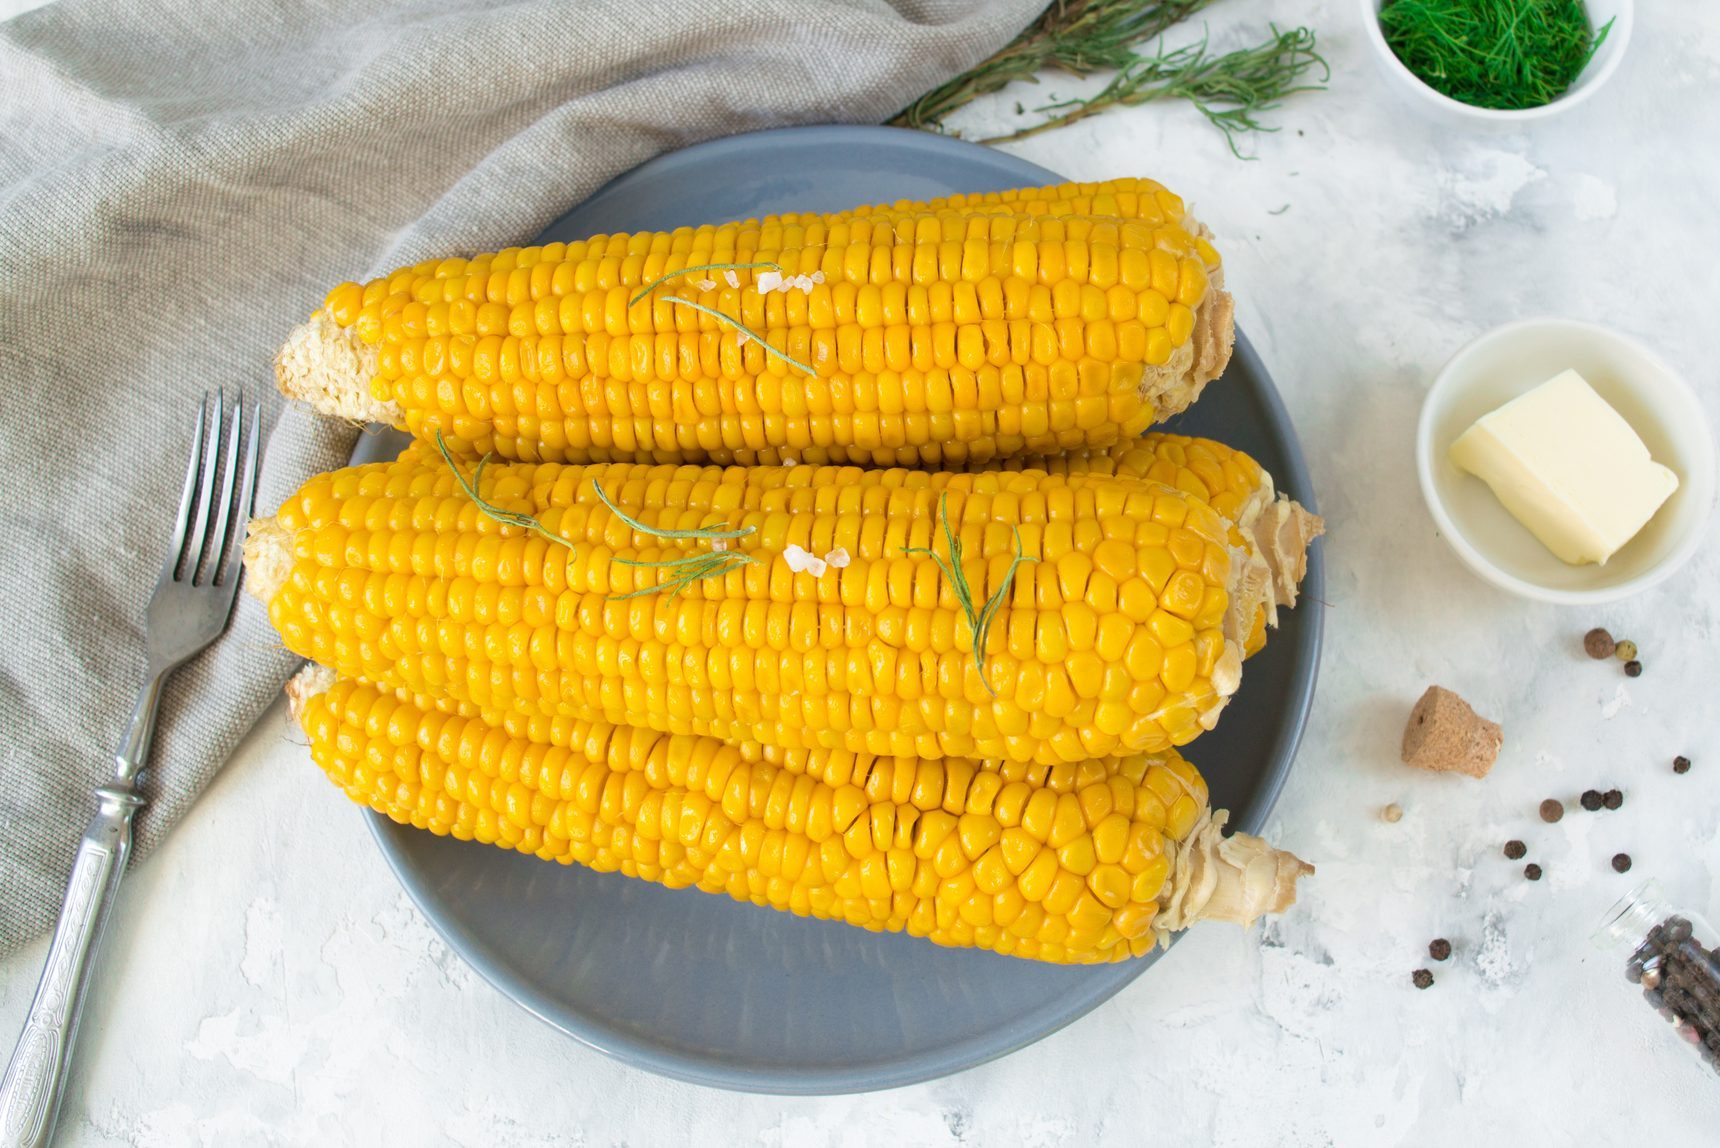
[[4, 0, 1720, 1143]]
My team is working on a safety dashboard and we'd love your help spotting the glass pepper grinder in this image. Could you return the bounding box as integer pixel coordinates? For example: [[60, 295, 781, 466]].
[[1596, 880, 1720, 1074]]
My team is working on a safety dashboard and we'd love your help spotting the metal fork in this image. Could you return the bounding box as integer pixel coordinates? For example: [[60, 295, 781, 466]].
[[0, 393, 262, 1148]]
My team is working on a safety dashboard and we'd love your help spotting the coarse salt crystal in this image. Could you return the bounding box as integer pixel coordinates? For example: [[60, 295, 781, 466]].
[[724, 270, 740, 288], [782, 544, 826, 576], [756, 270, 784, 294], [809, 270, 824, 284], [691, 278, 717, 292], [709, 538, 729, 552], [824, 547, 851, 568], [781, 457, 797, 467]]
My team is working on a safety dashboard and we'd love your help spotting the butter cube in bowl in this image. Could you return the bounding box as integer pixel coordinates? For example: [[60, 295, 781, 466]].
[[1417, 319, 1715, 603]]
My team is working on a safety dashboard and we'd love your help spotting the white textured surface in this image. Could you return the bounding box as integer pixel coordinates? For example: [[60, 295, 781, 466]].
[[6, 0, 1720, 1143]]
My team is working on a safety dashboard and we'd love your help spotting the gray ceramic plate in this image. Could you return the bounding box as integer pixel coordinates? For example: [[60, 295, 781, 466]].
[[360, 126, 1324, 1095]]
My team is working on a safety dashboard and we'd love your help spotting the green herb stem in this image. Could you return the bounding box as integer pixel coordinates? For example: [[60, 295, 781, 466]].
[[435, 432, 573, 552], [892, 1, 1217, 130], [890, 2, 1325, 154], [904, 493, 1038, 697], [650, 296, 818, 378], [607, 550, 756, 600], [983, 26, 1328, 158], [590, 479, 755, 541], [627, 261, 785, 307]]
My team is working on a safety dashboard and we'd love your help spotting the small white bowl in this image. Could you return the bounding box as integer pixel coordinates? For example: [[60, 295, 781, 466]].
[[1417, 318, 1716, 604], [1362, 0, 1633, 124]]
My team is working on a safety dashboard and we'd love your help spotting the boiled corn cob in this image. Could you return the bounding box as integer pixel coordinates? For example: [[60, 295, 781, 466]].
[[289, 666, 1311, 963], [990, 432, 1324, 639], [276, 182, 1233, 468], [246, 451, 1287, 765]]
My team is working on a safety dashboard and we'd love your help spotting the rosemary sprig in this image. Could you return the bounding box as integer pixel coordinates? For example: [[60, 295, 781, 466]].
[[591, 478, 757, 599], [607, 550, 756, 599], [650, 295, 818, 378], [892, 1, 1215, 130], [891, 1, 1325, 154], [434, 432, 573, 551], [984, 26, 1329, 157], [590, 479, 755, 541], [628, 261, 784, 307], [903, 493, 1037, 697]]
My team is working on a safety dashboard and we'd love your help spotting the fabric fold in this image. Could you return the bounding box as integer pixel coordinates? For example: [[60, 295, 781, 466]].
[[0, 0, 1042, 957]]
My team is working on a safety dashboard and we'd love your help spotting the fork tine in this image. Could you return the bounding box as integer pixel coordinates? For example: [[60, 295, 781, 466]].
[[181, 389, 224, 582], [218, 402, 263, 592], [206, 391, 245, 586], [164, 394, 208, 577]]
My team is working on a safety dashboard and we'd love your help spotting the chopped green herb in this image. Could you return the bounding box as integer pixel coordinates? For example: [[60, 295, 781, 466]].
[[1378, 0, 1612, 111]]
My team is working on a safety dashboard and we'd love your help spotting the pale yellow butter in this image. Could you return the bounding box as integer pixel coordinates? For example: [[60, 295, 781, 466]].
[[1449, 369, 1678, 565]]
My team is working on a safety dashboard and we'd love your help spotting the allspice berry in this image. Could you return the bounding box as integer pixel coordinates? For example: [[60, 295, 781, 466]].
[[1539, 798, 1565, 823], [1583, 628, 1616, 659]]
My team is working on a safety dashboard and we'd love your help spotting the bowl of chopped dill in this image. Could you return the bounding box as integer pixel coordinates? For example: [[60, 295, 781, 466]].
[[1362, 0, 1631, 121]]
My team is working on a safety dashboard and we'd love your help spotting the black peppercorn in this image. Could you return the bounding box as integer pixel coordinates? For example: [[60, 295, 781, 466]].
[[1503, 839, 1527, 860], [1429, 938, 1452, 961], [1613, 853, 1633, 873], [1412, 969, 1434, 990], [1603, 789, 1624, 811], [1580, 789, 1604, 811], [1674, 756, 1692, 774], [1524, 863, 1543, 881], [1625, 660, 1643, 678]]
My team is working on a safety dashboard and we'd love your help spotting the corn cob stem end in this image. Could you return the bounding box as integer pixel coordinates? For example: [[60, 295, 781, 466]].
[[276, 309, 400, 426], [285, 662, 337, 724], [243, 516, 292, 607], [1159, 810, 1313, 934], [1134, 286, 1236, 422], [1254, 497, 1324, 612]]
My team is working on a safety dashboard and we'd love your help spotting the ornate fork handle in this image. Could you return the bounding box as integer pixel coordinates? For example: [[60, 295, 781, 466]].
[[2, 395, 258, 1147], [0, 684, 155, 1148]]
